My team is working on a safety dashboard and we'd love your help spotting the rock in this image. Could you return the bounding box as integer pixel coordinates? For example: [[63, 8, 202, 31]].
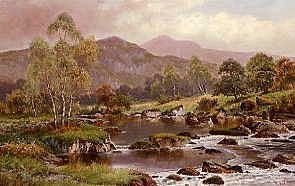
[[282, 120, 295, 131], [177, 132, 200, 139], [205, 148, 222, 154], [129, 141, 157, 150], [142, 109, 161, 119], [218, 138, 238, 145], [68, 138, 116, 153], [166, 174, 182, 181], [246, 160, 277, 169], [252, 132, 280, 138], [103, 127, 122, 136], [149, 133, 190, 148], [256, 96, 274, 106], [177, 167, 200, 176], [203, 176, 224, 185], [192, 146, 206, 150], [289, 136, 295, 139], [271, 139, 292, 143], [273, 154, 295, 165], [209, 125, 251, 136], [163, 105, 185, 117], [280, 169, 294, 173], [251, 120, 289, 138], [185, 112, 200, 126], [241, 100, 257, 112], [255, 121, 289, 134], [202, 161, 243, 173], [128, 170, 157, 186]]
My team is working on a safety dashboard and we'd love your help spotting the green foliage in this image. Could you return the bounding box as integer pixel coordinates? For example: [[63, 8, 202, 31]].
[[246, 52, 275, 93], [188, 56, 212, 95], [60, 163, 137, 185], [163, 64, 180, 96], [0, 154, 50, 175], [6, 89, 29, 114], [216, 58, 246, 99], [273, 57, 295, 90], [198, 95, 218, 112]]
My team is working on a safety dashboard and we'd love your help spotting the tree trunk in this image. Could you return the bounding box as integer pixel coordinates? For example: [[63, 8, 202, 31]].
[[49, 92, 57, 128], [31, 98, 37, 117], [61, 92, 66, 126], [67, 95, 73, 127]]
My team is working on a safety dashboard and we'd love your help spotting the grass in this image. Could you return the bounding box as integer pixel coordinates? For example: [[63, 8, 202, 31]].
[[150, 133, 189, 140], [0, 154, 51, 175], [60, 163, 138, 185], [127, 89, 295, 115]]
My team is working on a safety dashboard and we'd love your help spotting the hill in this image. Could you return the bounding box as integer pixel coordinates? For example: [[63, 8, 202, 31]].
[[0, 36, 218, 93], [142, 35, 257, 65]]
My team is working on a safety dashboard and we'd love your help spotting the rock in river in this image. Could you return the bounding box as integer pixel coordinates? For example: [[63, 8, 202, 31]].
[[202, 160, 243, 173], [203, 176, 224, 185], [273, 154, 295, 165], [246, 160, 277, 169], [177, 167, 200, 176], [209, 125, 251, 136], [217, 138, 238, 145], [166, 174, 182, 181]]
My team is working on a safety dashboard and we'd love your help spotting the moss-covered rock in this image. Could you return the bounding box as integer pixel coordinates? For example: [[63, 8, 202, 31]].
[[129, 141, 158, 150], [149, 133, 190, 148]]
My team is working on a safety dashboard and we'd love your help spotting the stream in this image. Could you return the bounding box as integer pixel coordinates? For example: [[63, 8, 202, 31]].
[[94, 118, 295, 185]]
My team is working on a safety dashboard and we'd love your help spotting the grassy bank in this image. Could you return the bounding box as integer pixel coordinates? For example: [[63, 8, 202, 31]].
[[128, 89, 295, 115]]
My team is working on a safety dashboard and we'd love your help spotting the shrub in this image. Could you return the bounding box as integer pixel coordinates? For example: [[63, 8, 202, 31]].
[[0, 143, 48, 158], [198, 95, 218, 112], [0, 101, 7, 114], [158, 96, 181, 105]]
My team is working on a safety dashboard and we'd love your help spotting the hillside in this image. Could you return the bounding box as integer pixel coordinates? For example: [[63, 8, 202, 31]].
[[0, 36, 218, 92], [141, 35, 256, 65]]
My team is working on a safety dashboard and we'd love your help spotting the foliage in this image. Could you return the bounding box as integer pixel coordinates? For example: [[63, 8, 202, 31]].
[[163, 64, 180, 97], [273, 57, 295, 90], [0, 143, 47, 158], [150, 133, 189, 140], [6, 89, 29, 114], [0, 154, 50, 175], [188, 56, 212, 95], [246, 52, 275, 93], [60, 163, 137, 185], [197, 95, 218, 112], [26, 13, 98, 125], [216, 58, 246, 99]]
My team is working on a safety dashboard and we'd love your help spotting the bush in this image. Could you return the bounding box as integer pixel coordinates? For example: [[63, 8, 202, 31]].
[[198, 95, 218, 112], [158, 96, 181, 105], [0, 143, 48, 158]]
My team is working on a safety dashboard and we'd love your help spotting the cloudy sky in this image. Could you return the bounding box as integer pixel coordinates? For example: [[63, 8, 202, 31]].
[[0, 0, 295, 56]]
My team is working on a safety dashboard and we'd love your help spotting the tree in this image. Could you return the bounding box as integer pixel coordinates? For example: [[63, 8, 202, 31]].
[[246, 53, 275, 93], [273, 57, 295, 90], [95, 84, 116, 112], [26, 12, 98, 126], [188, 56, 212, 95], [163, 65, 180, 96], [6, 89, 28, 114], [217, 58, 246, 99]]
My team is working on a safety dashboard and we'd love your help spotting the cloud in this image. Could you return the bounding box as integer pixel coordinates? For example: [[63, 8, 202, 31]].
[[0, 0, 295, 56]]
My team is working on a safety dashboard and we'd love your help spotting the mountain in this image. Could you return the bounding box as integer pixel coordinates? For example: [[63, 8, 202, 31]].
[[142, 35, 257, 65], [0, 36, 218, 92]]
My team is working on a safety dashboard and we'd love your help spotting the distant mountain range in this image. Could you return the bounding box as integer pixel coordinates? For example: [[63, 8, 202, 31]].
[[0, 36, 218, 90], [142, 35, 293, 65]]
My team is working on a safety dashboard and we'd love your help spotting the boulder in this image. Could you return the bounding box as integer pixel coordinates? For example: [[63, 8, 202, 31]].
[[289, 136, 295, 140], [177, 167, 200, 176], [280, 169, 294, 174], [252, 132, 280, 138], [203, 176, 224, 185], [142, 109, 161, 119], [282, 120, 295, 131], [205, 148, 222, 154], [68, 138, 116, 154], [166, 174, 182, 181], [218, 138, 238, 145], [128, 170, 157, 186], [255, 121, 289, 134], [273, 154, 295, 165], [129, 141, 158, 150], [149, 133, 190, 148], [164, 105, 185, 116], [209, 125, 251, 136], [177, 132, 200, 139], [246, 160, 277, 169], [202, 161, 243, 173], [256, 96, 274, 106], [185, 112, 200, 126], [240, 100, 257, 112]]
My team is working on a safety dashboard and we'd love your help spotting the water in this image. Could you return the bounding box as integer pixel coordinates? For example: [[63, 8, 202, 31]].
[[101, 119, 295, 185]]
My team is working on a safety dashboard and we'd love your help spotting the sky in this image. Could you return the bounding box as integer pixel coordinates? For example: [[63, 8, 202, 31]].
[[0, 0, 295, 56]]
